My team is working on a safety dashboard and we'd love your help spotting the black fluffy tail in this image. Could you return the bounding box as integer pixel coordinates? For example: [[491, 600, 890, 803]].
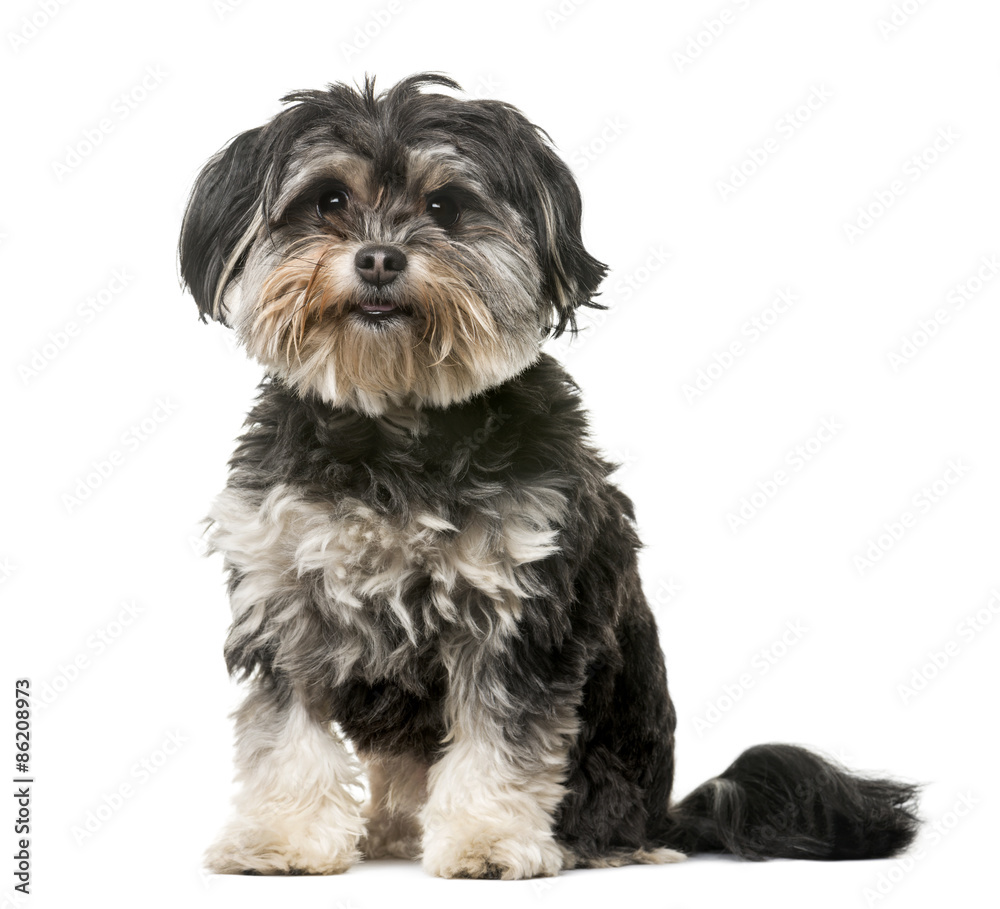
[[666, 744, 921, 860]]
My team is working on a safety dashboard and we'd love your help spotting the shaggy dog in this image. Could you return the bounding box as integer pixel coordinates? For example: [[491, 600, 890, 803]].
[[179, 74, 919, 879]]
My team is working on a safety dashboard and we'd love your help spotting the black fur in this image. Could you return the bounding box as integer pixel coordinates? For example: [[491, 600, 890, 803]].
[[670, 743, 921, 860], [179, 126, 267, 324]]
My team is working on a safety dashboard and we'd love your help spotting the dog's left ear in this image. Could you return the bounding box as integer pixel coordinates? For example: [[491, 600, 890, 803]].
[[179, 126, 268, 324], [486, 105, 608, 336]]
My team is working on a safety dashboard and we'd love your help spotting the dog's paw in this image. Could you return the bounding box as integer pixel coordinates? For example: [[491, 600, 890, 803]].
[[204, 819, 362, 875], [568, 845, 688, 868], [421, 819, 565, 880]]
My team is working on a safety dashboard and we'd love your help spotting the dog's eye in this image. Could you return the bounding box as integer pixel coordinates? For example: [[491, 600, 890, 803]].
[[426, 193, 461, 228], [317, 187, 350, 218]]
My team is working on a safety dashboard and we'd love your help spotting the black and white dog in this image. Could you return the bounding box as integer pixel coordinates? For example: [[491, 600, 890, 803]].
[[179, 73, 919, 879]]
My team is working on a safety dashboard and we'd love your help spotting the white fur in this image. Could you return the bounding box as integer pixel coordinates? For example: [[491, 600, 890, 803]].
[[205, 690, 365, 874], [208, 478, 567, 681], [420, 705, 577, 879], [420, 629, 580, 880], [206, 475, 571, 875]]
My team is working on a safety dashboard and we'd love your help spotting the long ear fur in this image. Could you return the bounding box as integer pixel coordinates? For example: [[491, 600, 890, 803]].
[[178, 126, 268, 324], [477, 102, 608, 336]]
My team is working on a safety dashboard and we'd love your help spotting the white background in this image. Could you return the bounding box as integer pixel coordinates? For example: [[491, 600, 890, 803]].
[[2, 0, 998, 907]]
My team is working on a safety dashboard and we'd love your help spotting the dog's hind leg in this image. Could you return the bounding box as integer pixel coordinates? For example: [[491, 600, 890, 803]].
[[360, 751, 428, 860]]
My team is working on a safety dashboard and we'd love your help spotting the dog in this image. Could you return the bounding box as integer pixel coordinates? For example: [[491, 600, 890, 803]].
[[179, 73, 919, 879]]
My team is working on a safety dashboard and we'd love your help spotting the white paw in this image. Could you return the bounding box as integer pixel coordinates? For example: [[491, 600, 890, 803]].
[[422, 818, 565, 880], [205, 815, 363, 875]]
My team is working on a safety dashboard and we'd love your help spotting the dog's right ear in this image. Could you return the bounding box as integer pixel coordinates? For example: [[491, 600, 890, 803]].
[[179, 126, 268, 324]]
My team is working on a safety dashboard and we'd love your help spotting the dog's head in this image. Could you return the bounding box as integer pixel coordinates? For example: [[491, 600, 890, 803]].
[[179, 73, 605, 414]]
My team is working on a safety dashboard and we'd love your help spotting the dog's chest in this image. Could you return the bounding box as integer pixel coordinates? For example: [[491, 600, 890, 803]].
[[211, 479, 566, 652]]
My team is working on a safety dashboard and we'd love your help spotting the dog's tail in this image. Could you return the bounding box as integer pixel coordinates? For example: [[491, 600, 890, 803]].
[[664, 743, 921, 860]]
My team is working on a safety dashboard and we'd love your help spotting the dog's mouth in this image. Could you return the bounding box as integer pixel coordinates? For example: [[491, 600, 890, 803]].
[[353, 300, 412, 324]]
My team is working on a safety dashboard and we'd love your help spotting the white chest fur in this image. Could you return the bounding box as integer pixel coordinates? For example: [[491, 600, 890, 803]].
[[207, 480, 568, 666]]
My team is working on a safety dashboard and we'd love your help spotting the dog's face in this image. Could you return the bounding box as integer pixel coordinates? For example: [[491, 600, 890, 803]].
[[179, 74, 606, 415]]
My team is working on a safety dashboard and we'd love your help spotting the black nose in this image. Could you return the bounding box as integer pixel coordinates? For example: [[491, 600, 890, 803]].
[[354, 245, 407, 287]]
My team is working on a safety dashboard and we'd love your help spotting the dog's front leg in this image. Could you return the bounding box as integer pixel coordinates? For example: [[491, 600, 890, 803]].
[[205, 676, 365, 875], [421, 630, 579, 880]]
